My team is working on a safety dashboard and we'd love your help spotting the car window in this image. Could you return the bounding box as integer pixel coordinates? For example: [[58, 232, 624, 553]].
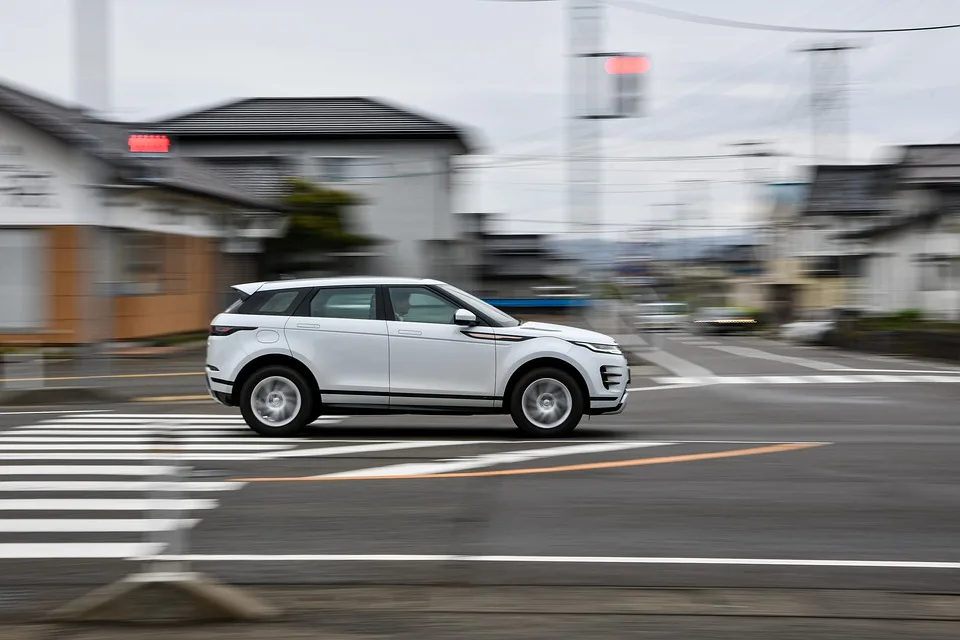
[[242, 289, 302, 315], [389, 287, 458, 324], [309, 287, 378, 320]]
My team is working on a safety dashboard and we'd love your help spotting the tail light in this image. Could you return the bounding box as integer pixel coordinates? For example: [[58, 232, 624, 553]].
[[209, 325, 256, 337]]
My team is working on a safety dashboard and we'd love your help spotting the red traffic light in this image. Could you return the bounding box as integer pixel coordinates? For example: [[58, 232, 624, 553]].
[[128, 134, 171, 154], [605, 56, 650, 75]]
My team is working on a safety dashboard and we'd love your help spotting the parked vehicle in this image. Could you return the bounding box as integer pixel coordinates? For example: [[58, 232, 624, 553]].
[[636, 302, 689, 332], [206, 277, 630, 437], [779, 309, 837, 345], [692, 307, 757, 334]]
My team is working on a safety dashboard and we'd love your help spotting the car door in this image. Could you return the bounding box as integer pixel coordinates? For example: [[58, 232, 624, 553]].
[[385, 285, 497, 408], [283, 285, 390, 406]]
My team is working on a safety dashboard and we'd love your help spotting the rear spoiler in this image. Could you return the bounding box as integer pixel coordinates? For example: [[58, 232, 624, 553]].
[[231, 282, 265, 298]]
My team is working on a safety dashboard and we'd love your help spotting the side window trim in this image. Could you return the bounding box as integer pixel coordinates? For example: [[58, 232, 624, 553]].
[[237, 287, 310, 316], [384, 285, 489, 326], [299, 285, 382, 320]]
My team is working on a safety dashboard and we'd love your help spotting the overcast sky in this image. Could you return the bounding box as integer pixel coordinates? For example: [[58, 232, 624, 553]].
[[2, 0, 959, 237]]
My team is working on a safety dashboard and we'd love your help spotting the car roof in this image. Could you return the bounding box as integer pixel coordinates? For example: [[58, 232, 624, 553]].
[[241, 276, 445, 292]]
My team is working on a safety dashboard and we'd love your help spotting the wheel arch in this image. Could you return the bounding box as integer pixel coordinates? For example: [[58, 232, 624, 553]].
[[502, 357, 590, 410], [233, 353, 321, 403]]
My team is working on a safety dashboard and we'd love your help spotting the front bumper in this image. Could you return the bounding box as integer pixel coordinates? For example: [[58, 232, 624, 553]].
[[588, 366, 630, 416]]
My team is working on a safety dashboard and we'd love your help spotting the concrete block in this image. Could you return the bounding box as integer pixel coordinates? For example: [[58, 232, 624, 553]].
[[48, 572, 279, 623]]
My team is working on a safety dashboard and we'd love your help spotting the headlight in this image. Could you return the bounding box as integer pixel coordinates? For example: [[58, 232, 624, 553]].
[[571, 341, 622, 356]]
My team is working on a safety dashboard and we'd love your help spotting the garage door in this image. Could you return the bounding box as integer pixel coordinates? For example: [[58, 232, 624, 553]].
[[0, 229, 45, 330]]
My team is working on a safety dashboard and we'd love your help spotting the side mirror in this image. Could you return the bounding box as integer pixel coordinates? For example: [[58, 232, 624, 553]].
[[454, 309, 477, 326]]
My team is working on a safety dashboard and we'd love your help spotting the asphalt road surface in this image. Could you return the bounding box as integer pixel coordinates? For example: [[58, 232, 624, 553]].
[[0, 332, 958, 637]]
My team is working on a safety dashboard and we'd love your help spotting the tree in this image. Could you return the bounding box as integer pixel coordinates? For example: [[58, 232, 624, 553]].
[[259, 177, 373, 277]]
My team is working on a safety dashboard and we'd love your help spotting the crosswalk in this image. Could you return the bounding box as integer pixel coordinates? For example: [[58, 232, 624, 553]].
[[0, 411, 346, 559], [654, 374, 960, 386]]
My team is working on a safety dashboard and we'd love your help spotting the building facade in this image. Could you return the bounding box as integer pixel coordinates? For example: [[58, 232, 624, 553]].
[[0, 81, 284, 346], [145, 97, 477, 289]]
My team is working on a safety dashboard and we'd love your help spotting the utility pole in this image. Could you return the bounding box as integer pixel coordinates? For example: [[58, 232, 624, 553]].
[[566, 0, 648, 306], [799, 42, 858, 164]]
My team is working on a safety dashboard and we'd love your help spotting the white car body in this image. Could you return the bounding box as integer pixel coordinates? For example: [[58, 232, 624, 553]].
[[635, 302, 689, 331], [780, 320, 835, 344], [205, 277, 630, 437]]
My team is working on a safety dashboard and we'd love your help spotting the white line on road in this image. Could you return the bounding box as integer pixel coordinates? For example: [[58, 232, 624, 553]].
[[3, 430, 259, 437], [139, 553, 960, 570], [316, 442, 675, 478], [0, 436, 311, 443], [0, 519, 199, 533], [0, 453, 293, 461], [0, 543, 164, 559], [708, 345, 851, 371], [0, 465, 175, 476], [0, 443, 294, 451], [256, 440, 488, 460], [0, 481, 243, 492], [0, 498, 219, 510], [823, 369, 960, 375]]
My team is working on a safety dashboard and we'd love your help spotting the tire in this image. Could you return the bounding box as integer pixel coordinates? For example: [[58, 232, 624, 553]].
[[509, 368, 585, 437], [239, 365, 315, 437]]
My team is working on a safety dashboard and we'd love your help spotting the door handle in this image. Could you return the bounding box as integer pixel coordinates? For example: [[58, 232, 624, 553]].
[[397, 329, 422, 336], [296, 323, 320, 329]]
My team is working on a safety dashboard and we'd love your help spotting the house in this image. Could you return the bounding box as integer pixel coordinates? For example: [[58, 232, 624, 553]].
[[142, 96, 478, 289], [0, 80, 285, 346], [786, 164, 896, 313], [837, 145, 960, 319]]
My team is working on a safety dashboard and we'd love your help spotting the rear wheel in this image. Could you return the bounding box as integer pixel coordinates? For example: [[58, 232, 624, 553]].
[[509, 368, 584, 437], [239, 365, 314, 437]]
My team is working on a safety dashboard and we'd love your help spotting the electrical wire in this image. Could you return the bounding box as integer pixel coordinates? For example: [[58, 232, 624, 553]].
[[605, 0, 960, 34]]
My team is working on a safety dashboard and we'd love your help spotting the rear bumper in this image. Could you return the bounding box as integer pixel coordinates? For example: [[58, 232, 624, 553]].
[[206, 370, 235, 407]]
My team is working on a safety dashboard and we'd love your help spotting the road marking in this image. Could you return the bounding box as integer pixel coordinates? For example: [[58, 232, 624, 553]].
[[824, 368, 960, 375], [5, 429, 258, 437], [316, 442, 674, 479], [240, 442, 825, 482], [0, 543, 164, 559], [0, 371, 202, 383], [0, 453, 298, 461], [0, 435, 310, 443], [651, 374, 959, 385], [0, 481, 243, 492], [708, 345, 851, 371], [0, 498, 219, 510], [0, 519, 199, 533], [0, 443, 294, 451], [255, 440, 488, 460], [142, 553, 960, 570], [626, 382, 707, 392], [0, 465, 176, 476]]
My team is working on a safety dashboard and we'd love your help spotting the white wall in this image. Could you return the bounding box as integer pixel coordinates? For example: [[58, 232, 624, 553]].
[[176, 137, 468, 285], [0, 229, 44, 330]]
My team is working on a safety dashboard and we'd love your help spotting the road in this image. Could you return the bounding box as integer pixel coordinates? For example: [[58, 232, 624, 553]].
[[0, 332, 958, 637]]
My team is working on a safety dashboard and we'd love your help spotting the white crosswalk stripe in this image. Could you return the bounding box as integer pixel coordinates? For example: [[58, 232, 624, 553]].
[[653, 374, 960, 386], [0, 411, 350, 560]]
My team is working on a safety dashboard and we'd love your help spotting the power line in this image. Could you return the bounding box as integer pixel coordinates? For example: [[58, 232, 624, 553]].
[[605, 0, 960, 34]]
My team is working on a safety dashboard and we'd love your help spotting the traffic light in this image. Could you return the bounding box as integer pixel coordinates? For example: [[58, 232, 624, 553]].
[[606, 55, 649, 118]]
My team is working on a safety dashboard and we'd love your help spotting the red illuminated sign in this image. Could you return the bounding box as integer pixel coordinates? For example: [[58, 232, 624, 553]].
[[605, 56, 651, 75], [128, 134, 171, 154]]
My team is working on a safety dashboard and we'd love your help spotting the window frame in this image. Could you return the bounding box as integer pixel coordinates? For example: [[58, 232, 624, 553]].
[[382, 285, 496, 327], [236, 287, 312, 316], [295, 285, 384, 321]]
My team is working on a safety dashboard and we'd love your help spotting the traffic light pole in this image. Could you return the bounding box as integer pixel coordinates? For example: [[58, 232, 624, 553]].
[[566, 0, 647, 317]]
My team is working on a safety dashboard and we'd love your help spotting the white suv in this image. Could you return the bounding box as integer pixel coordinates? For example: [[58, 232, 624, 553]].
[[205, 277, 630, 437]]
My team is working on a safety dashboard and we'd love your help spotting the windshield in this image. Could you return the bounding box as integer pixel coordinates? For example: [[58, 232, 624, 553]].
[[438, 284, 521, 327]]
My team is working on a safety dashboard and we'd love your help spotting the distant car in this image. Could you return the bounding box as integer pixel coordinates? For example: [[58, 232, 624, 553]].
[[636, 302, 689, 332], [780, 309, 837, 345], [692, 307, 757, 334], [206, 277, 630, 438]]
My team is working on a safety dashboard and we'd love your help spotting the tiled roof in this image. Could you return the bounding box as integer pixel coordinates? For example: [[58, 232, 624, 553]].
[[899, 144, 960, 184], [802, 164, 895, 216], [151, 97, 473, 151], [0, 79, 282, 212]]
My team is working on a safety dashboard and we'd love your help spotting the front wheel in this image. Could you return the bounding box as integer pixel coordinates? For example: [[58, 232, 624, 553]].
[[239, 365, 315, 437], [509, 368, 585, 437]]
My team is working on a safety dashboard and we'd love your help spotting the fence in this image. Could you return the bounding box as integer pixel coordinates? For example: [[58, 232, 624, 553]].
[[825, 329, 960, 362]]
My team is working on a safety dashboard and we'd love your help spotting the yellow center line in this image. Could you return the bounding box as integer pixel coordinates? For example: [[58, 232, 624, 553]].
[[0, 371, 204, 383], [236, 442, 827, 483]]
